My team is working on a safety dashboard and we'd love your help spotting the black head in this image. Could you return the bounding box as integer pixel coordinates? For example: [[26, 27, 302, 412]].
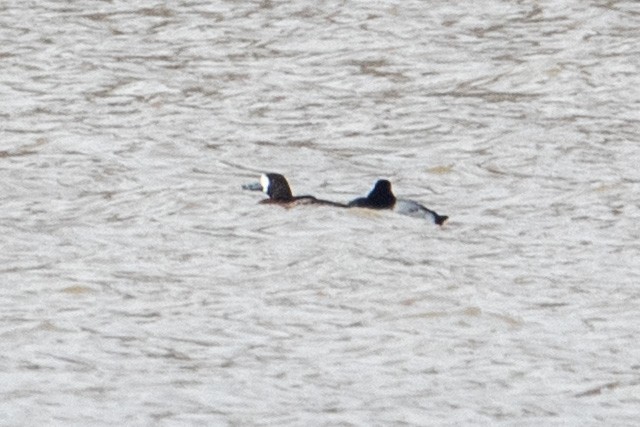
[[348, 179, 396, 209], [261, 173, 293, 201], [367, 179, 396, 208]]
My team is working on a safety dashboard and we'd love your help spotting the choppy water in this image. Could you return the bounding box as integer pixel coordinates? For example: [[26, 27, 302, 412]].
[[2, 0, 640, 425]]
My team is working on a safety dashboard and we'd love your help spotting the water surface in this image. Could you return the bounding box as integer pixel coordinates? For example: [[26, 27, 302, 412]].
[[1, 0, 639, 425]]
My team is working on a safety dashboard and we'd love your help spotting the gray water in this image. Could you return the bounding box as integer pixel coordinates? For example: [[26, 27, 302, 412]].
[[2, 0, 640, 425]]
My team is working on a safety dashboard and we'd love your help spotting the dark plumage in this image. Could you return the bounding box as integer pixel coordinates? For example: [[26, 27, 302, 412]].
[[349, 179, 448, 226], [243, 173, 347, 208], [348, 179, 396, 209], [261, 173, 294, 201]]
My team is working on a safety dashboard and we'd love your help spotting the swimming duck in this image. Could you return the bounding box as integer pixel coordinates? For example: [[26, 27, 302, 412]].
[[243, 173, 347, 208], [349, 179, 448, 225]]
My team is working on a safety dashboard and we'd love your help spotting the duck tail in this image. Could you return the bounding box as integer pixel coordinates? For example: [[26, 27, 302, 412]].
[[435, 214, 449, 226]]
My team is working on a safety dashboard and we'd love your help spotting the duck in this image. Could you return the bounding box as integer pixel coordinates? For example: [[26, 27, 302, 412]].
[[349, 179, 448, 225], [242, 173, 347, 208]]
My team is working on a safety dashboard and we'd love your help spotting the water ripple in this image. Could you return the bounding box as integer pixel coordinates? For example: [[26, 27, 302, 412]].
[[1, 0, 639, 425]]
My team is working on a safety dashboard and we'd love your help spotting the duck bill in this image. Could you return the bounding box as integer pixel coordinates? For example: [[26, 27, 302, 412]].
[[242, 181, 263, 191]]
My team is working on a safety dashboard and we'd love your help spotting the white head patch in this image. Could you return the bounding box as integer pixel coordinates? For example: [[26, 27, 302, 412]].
[[260, 173, 270, 194]]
